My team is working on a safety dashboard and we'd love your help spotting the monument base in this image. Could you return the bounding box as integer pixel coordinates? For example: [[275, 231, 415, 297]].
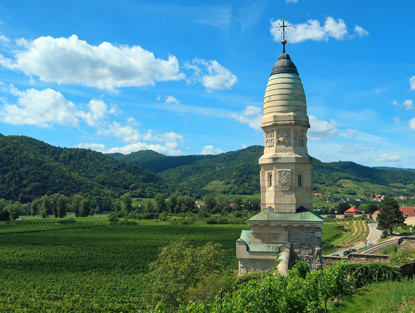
[[236, 207, 323, 275]]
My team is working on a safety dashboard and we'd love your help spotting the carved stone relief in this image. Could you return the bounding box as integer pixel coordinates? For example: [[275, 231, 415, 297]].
[[278, 169, 291, 191], [265, 131, 275, 148], [294, 131, 305, 147], [277, 130, 291, 147]]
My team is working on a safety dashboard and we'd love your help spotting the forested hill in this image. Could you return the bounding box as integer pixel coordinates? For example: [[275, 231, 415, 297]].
[[109, 150, 213, 173], [112, 146, 415, 197], [3, 133, 415, 202], [0, 134, 167, 202]]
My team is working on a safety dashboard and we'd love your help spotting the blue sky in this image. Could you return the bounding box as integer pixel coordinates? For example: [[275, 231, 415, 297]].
[[0, 0, 414, 168]]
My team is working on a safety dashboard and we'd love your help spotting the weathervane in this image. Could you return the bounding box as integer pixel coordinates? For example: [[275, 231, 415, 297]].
[[276, 16, 290, 53]]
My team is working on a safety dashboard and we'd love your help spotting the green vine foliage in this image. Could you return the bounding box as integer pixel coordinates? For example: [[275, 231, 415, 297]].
[[169, 261, 401, 313]]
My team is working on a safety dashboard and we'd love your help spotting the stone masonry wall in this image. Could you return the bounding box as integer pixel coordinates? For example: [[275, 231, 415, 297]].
[[287, 226, 322, 269], [322, 254, 391, 266], [398, 237, 415, 252]]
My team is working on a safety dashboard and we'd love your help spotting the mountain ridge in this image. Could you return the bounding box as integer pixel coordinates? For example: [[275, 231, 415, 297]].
[[0, 134, 168, 202], [2, 133, 414, 202], [112, 146, 415, 198]]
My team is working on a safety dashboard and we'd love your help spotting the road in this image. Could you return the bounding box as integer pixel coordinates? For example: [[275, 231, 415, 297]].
[[328, 222, 382, 257]]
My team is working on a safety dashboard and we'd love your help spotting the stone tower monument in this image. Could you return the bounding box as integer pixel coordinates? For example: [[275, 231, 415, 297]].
[[236, 19, 323, 275]]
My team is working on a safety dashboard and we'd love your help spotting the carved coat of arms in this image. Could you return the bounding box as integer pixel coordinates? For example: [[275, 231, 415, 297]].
[[277, 130, 290, 147], [278, 170, 291, 191]]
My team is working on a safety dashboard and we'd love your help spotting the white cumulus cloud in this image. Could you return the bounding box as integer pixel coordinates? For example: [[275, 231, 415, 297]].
[[201, 145, 224, 155], [0, 85, 113, 128], [231, 105, 262, 130], [410, 118, 415, 131], [185, 59, 237, 91], [373, 154, 402, 162], [97, 119, 183, 148], [354, 25, 369, 37], [308, 115, 338, 140], [0, 35, 184, 91], [0, 87, 80, 127], [410, 76, 415, 92], [270, 17, 349, 43], [285, 0, 298, 3], [404, 99, 414, 110], [98, 121, 141, 143], [77, 143, 106, 151], [79, 99, 110, 127], [165, 95, 179, 104], [0, 34, 9, 44], [78, 141, 183, 156]]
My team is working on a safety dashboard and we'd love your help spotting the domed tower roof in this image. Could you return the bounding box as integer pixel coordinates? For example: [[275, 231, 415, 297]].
[[271, 53, 298, 75], [262, 48, 309, 128]]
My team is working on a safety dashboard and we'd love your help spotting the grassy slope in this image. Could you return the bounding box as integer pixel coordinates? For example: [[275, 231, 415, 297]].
[[330, 279, 415, 313]]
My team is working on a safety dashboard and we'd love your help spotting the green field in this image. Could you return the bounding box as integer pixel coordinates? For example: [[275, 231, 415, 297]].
[[0, 219, 248, 312], [330, 279, 415, 313], [0, 217, 377, 311]]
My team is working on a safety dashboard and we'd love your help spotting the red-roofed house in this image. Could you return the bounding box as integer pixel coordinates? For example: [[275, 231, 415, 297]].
[[344, 206, 362, 215], [400, 207, 415, 218]]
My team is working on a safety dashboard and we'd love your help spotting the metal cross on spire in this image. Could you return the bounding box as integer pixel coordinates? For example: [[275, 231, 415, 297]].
[[276, 16, 290, 53]]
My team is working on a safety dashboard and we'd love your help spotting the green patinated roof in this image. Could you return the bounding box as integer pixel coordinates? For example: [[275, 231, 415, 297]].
[[238, 230, 285, 253], [249, 207, 324, 223]]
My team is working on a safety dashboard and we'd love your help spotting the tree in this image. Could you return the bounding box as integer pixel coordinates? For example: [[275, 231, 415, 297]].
[[0, 206, 10, 221], [30, 198, 42, 217], [155, 194, 166, 213], [70, 194, 83, 217], [7, 202, 23, 220], [146, 199, 154, 213], [204, 194, 217, 213], [336, 202, 350, 214], [50, 194, 61, 218], [41, 195, 53, 218], [112, 199, 122, 213], [146, 239, 223, 308], [168, 193, 178, 213], [79, 198, 91, 217], [377, 197, 405, 235], [57, 195, 68, 218], [120, 193, 132, 212], [365, 203, 379, 214]]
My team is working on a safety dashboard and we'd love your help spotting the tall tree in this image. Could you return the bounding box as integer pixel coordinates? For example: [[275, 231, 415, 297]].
[[70, 194, 83, 217], [41, 195, 53, 217], [204, 194, 217, 213], [57, 195, 68, 218], [79, 198, 91, 217], [146, 199, 154, 213], [155, 194, 166, 213], [168, 193, 178, 213], [120, 193, 132, 212], [377, 197, 405, 235], [30, 198, 42, 217]]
